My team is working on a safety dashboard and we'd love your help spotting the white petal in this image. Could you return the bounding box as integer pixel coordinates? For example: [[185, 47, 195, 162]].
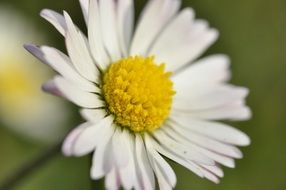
[[88, 0, 110, 70], [176, 101, 252, 121], [62, 122, 90, 156], [40, 9, 67, 36], [164, 126, 236, 168], [202, 165, 224, 178], [153, 155, 176, 188], [167, 122, 244, 158], [93, 140, 114, 179], [197, 164, 220, 184], [118, 130, 136, 190], [149, 8, 194, 71], [69, 116, 113, 156], [170, 117, 251, 146], [145, 135, 176, 189], [172, 54, 231, 86], [213, 104, 252, 121], [153, 130, 221, 183], [80, 109, 106, 123], [99, 0, 121, 61], [105, 169, 120, 190], [25, 44, 99, 93], [42, 80, 64, 97], [130, 0, 181, 56], [91, 124, 116, 179], [54, 76, 104, 108], [150, 162, 172, 190], [157, 175, 172, 190], [79, 0, 89, 25], [150, 15, 218, 71], [173, 84, 249, 111], [147, 134, 204, 178], [64, 11, 100, 82], [199, 149, 235, 168], [40, 9, 89, 42], [112, 128, 129, 168], [117, 0, 134, 56], [199, 148, 236, 168], [154, 130, 215, 165], [134, 134, 155, 190]]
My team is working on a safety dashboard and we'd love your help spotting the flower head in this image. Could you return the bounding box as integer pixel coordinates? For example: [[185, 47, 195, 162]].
[[26, 0, 251, 189]]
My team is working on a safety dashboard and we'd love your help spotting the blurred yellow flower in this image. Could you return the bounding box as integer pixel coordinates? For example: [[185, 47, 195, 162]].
[[0, 6, 69, 143]]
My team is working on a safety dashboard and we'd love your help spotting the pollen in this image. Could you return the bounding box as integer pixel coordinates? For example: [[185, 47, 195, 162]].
[[102, 56, 175, 133]]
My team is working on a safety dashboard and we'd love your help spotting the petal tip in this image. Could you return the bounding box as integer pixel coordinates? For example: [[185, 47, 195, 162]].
[[42, 79, 64, 97], [24, 43, 38, 53], [242, 135, 251, 146], [24, 44, 46, 62], [39, 8, 49, 17]]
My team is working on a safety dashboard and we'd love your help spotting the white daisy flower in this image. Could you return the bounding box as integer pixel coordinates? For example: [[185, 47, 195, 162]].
[[25, 0, 251, 189], [0, 6, 68, 143]]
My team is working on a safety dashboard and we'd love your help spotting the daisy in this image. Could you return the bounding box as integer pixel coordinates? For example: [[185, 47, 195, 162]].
[[25, 0, 251, 189], [0, 6, 68, 143]]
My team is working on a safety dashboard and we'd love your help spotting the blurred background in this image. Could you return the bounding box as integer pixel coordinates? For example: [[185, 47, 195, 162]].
[[0, 0, 285, 189]]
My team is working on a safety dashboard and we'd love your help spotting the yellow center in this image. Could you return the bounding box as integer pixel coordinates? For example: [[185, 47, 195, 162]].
[[102, 56, 175, 133]]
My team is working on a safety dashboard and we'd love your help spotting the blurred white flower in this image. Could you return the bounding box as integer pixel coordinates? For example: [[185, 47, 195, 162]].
[[26, 0, 251, 189], [0, 6, 69, 143]]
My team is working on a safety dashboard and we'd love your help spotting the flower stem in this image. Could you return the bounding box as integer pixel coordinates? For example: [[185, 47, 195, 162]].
[[0, 141, 63, 190]]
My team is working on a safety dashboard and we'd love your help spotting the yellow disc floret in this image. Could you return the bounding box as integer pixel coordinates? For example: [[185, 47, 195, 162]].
[[102, 56, 175, 133]]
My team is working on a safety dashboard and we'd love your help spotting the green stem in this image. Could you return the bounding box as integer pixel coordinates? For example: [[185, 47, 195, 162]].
[[0, 141, 63, 190]]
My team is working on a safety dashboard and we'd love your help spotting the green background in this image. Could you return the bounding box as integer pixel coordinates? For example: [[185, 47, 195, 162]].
[[0, 0, 286, 189]]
